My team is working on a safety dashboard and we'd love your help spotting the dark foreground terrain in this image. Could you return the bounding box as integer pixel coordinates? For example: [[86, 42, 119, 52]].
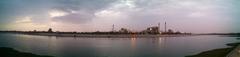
[[0, 47, 53, 57], [186, 42, 240, 57]]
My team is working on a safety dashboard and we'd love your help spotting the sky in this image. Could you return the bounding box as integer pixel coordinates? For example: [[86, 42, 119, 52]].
[[0, 0, 239, 33]]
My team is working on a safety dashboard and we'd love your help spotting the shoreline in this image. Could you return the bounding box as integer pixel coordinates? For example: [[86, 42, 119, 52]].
[[186, 42, 240, 57], [0, 47, 53, 57], [0, 32, 193, 38], [25, 33, 191, 38]]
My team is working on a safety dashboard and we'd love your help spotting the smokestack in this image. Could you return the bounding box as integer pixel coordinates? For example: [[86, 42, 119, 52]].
[[112, 24, 115, 32], [165, 22, 167, 32], [158, 22, 160, 32]]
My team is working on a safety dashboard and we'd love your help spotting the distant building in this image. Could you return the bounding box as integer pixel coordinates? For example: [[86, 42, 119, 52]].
[[161, 29, 184, 34], [119, 28, 130, 33], [33, 30, 37, 32], [48, 28, 53, 33], [176, 31, 181, 34], [142, 26, 160, 34], [167, 29, 174, 34]]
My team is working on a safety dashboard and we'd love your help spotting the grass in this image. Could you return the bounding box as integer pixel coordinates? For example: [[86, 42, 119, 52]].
[[0, 47, 53, 57]]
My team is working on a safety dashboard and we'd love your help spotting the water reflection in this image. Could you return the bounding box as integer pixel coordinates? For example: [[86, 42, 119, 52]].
[[158, 37, 166, 48], [131, 37, 136, 52], [47, 37, 57, 55]]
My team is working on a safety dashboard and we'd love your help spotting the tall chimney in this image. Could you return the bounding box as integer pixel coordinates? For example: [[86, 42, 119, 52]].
[[158, 22, 160, 33], [165, 22, 167, 32], [112, 24, 115, 32]]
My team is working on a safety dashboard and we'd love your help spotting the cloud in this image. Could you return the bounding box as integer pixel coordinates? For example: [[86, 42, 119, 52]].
[[48, 0, 117, 24], [53, 0, 116, 11], [0, 0, 238, 33], [49, 10, 68, 18], [15, 16, 32, 23], [91, 0, 234, 32], [53, 11, 94, 24]]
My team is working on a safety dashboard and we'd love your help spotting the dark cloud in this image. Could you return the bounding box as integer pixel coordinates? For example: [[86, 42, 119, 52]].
[[0, 0, 53, 24], [0, 0, 117, 24], [53, 11, 94, 24], [54, 0, 115, 11], [50, 0, 117, 24]]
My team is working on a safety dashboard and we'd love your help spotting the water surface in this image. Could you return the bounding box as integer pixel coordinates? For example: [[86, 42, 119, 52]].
[[0, 33, 238, 57]]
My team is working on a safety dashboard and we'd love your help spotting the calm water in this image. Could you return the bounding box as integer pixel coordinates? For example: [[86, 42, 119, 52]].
[[0, 33, 238, 57]]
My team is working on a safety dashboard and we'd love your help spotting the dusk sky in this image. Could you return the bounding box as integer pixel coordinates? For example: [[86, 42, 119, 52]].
[[0, 0, 239, 33]]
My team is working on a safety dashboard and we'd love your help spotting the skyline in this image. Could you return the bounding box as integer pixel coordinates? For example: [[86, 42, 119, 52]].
[[0, 0, 240, 33]]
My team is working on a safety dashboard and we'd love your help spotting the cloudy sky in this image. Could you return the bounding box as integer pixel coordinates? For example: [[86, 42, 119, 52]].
[[0, 0, 239, 33]]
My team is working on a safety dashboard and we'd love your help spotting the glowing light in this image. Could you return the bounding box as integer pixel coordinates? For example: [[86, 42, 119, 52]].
[[15, 16, 32, 23], [8, 16, 49, 31], [49, 10, 68, 17]]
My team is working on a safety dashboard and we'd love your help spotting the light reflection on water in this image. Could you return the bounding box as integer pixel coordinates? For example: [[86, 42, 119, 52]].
[[0, 33, 238, 57]]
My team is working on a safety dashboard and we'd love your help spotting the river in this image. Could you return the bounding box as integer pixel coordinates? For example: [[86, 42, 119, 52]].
[[0, 33, 238, 57]]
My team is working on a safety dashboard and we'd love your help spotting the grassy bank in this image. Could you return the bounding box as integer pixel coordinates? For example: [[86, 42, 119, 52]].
[[186, 42, 240, 57], [0, 47, 53, 57]]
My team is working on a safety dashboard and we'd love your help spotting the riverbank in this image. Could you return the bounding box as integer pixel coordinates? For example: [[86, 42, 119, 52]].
[[186, 42, 240, 57], [18, 32, 193, 38], [0, 31, 192, 38], [0, 47, 53, 57]]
